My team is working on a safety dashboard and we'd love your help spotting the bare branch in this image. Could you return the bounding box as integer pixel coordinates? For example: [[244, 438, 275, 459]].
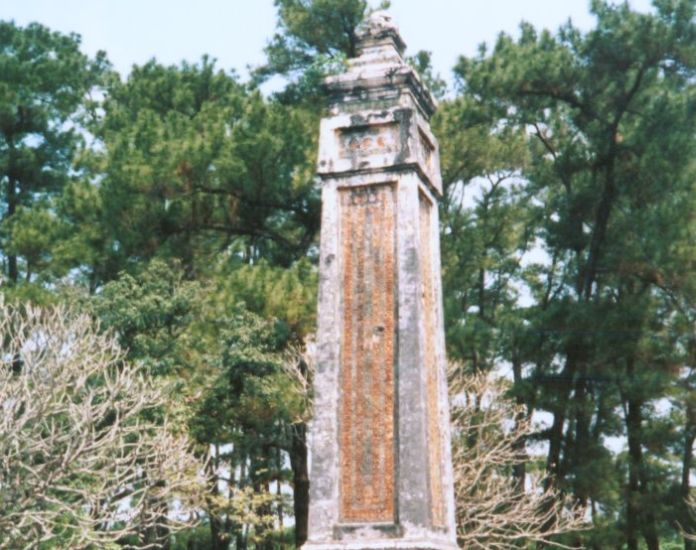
[[449, 364, 587, 549], [0, 299, 207, 549]]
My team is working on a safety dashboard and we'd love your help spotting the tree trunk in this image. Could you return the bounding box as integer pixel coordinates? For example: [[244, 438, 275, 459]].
[[6, 176, 18, 284], [290, 422, 310, 547], [546, 354, 577, 488], [625, 392, 640, 550], [207, 447, 227, 550], [624, 375, 659, 550], [251, 447, 275, 550], [511, 357, 527, 491], [277, 444, 284, 548], [142, 482, 171, 549], [572, 367, 591, 508], [478, 267, 485, 321], [683, 408, 696, 550]]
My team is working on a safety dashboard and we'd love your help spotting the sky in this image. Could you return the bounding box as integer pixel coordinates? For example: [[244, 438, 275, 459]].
[[1, 0, 655, 85]]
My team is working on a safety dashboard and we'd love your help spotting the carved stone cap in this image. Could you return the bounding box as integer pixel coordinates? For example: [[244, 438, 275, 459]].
[[324, 11, 437, 119], [356, 10, 406, 55]]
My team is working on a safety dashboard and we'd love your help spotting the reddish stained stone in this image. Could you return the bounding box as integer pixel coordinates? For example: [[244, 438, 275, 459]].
[[339, 184, 396, 523]]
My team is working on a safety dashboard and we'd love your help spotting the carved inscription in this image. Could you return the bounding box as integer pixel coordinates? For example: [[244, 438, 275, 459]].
[[419, 191, 446, 528], [339, 184, 396, 523], [339, 123, 399, 159]]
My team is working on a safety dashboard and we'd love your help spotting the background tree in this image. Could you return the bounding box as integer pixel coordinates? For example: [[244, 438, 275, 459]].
[[0, 21, 107, 290], [86, 58, 319, 283], [0, 299, 204, 549], [441, 1, 696, 547], [210, 257, 317, 546], [254, 0, 387, 103], [91, 258, 315, 549], [81, 47, 324, 546], [449, 365, 586, 549]]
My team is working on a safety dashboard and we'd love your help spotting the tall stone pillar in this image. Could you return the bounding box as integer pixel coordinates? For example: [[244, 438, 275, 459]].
[[304, 12, 457, 550]]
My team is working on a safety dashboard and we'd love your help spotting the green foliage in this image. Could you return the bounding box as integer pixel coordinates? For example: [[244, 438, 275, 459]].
[[170, 523, 213, 549], [189, 296, 303, 548], [219, 257, 317, 339], [434, 96, 529, 366], [0, 21, 108, 286], [255, 0, 389, 103], [93, 258, 201, 378], [191, 305, 289, 441], [90, 57, 319, 278], [258, 0, 372, 77], [90, 257, 310, 547], [440, 1, 696, 546], [407, 50, 448, 100]]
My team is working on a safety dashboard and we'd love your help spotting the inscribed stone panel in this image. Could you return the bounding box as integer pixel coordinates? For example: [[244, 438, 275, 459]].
[[339, 183, 397, 523], [339, 123, 399, 159]]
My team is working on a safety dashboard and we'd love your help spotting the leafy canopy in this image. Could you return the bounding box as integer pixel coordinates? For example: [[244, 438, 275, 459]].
[[0, 21, 108, 287]]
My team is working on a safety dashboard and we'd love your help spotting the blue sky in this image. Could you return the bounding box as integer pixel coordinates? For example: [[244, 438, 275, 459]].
[[1, 0, 654, 84]]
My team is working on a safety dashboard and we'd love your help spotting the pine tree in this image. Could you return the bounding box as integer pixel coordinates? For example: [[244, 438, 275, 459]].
[[0, 21, 107, 289], [441, 1, 696, 546]]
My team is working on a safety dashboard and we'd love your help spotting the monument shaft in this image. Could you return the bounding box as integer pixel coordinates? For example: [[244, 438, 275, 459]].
[[305, 13, 457, 550]]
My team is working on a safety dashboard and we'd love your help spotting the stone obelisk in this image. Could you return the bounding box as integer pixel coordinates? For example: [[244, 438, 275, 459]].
[[304, 12, 457, 550]]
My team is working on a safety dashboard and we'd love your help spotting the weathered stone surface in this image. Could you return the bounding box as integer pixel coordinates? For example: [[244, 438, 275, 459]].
[[304, 11, 457, 550]]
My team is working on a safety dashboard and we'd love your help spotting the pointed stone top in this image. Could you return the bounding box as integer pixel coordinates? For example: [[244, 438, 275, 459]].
[[356, 10, 406, 56], [358, 11, 399, 40]]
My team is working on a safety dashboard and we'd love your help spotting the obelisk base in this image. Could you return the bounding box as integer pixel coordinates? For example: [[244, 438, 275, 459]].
[[303, 541, 458, 550], [303, 524, 458, 550]]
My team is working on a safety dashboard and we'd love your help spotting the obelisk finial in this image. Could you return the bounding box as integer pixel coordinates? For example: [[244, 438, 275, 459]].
[[355, 10, 406, 57], [359, 10, 399, 38]]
